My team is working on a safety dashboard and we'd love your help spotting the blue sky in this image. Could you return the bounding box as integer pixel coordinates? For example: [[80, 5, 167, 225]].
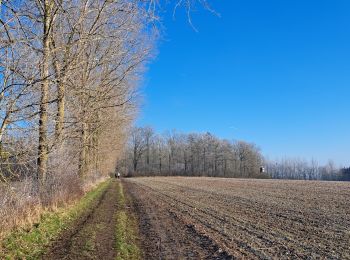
[[137, 0, 350, 166]]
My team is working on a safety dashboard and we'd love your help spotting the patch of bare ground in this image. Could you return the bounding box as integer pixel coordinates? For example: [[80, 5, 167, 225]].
[[125, 177, 350, 259], [44, 180, 120, 260], [125, 180, 233, 260]]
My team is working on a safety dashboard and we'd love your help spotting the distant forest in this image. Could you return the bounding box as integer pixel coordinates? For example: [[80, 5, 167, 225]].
[[119, 126, 350, 181]]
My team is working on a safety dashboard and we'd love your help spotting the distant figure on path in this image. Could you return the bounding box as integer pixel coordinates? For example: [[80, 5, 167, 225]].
[[116, 172, 120, 179]]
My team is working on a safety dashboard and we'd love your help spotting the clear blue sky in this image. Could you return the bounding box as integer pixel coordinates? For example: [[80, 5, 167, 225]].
[[137, 0, 350, 166]]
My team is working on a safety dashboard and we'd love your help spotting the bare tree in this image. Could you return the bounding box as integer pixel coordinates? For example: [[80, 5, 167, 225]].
[[130, 127, 147, 172], [122, 128, 266, 178]]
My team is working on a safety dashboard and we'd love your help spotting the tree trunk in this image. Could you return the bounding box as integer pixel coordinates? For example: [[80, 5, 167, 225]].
[[92, 128, 100, 175], [55, 77, 65, 143], [133, 146, 138, 172], [0, 115, 9, 144], [184, 151, 187, 175], [168, 153, 171, 174], [53, 1, 65, 144], [78, 122, 88, 178], [37, 0, 52, 186], [146, 138, 150, 165], [159, 156, 162, 174]]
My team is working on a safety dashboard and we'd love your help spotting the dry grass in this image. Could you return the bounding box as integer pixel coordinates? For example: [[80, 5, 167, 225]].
[[0, 180, 111, 259], [0, 180, 40, 239], [0, 173, 107, 240]]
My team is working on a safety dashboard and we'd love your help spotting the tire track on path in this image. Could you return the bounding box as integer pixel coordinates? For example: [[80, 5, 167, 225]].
[[44, 180, 119, 260]]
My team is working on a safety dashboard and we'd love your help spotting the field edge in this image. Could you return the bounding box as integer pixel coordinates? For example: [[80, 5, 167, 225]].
[[0, 179, 111, 259]]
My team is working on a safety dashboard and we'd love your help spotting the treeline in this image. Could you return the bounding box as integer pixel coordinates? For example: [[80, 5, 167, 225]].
[[0, 0, 156, 235], [0, 1, 153, 187], [0, 0, 211, 187], [0, 0, 214, 235], [119, 127, 267, 178], [267, 159, 350, 181], [120, 127, 349, 181]]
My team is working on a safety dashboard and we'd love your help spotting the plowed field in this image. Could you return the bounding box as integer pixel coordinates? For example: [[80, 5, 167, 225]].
[[125, 177, 350, 259]]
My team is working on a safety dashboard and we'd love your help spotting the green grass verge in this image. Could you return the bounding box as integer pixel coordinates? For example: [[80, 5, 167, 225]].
[[0, 180, 111, 259], [115, 182, 142, 260]]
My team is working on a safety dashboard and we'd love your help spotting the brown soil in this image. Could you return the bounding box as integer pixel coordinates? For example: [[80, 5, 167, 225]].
[[42, 177, 350, 259], [44, 180, 119, 260], [124, 180, 234, 260], [125, 177, 350, 260]]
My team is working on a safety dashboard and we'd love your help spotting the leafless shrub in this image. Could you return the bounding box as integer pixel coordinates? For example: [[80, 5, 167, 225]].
[[0, 179, 40, 237]]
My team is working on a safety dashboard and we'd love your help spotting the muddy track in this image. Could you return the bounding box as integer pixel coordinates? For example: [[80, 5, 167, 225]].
[[44, 181, 119, 260], [124, 181, 233, 260]]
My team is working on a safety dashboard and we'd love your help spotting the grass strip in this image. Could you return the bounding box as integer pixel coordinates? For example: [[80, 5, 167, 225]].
[[115, 181, 141, 260], [0, 180, 111, 259]]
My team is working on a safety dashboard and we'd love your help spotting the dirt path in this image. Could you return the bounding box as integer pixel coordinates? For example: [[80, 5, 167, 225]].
[[124, 180, 233, 260], [44, 180, 119, 260], [45, 179, 230, 260]]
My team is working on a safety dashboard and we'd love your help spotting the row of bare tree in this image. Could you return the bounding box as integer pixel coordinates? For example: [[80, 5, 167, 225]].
[[119, 127, 266, 178], [266, 159, 349, 181], [0, 0, 154, 196], [121, 127, 349, 181], [0, 0, 214, 235]]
